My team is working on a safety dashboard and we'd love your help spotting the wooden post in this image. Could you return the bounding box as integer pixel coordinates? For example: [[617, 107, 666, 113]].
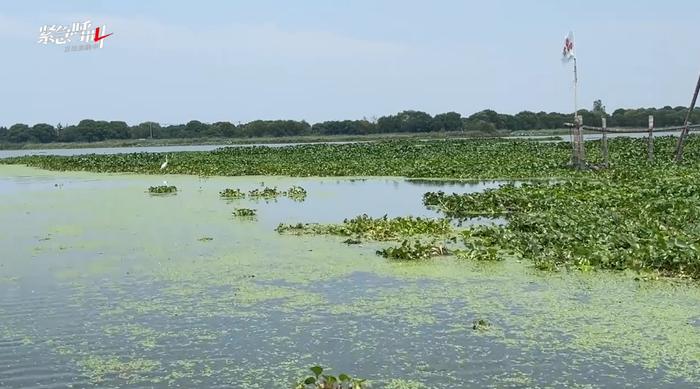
[[648, 115, 654, 161], [570, 125, 577, 166], [674, 73, 700, 162], [576, 115, 586, 169], [601, 117, 609, 166]]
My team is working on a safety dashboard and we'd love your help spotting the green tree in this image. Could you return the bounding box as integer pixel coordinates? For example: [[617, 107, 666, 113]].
[[107, 121, 130, 139], [7, 124, 30, 143], [184, 120, 209, 138], [463, 119, 497, 133], [130, 122, 161, 139], [466, 110, 505, 129], [432, 112, 463, 132], [211, 121, 238, 137], [513, 111, 539, 131], [377, 111, 433, 133], [30, 123, 57, 143], [593, 99, 606, 116]]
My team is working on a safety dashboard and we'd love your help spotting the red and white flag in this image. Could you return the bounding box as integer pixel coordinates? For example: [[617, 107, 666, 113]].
[[562, 31, 575, 61]]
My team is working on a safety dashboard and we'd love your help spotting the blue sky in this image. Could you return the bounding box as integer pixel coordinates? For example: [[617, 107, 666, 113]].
[[1, 0, 699, 126]]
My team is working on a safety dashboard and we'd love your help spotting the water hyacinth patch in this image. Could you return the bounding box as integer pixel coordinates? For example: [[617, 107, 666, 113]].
[[285, 185, 308, 201], [276, 214, 453, 241], [148, 185, 177, 194], [295, 366, 367, 389], [424, 177, 700, 278], [248, 187, 282, 200], [219, 188, 245, 199], [376, 240, 451, 261], [233, 208, 257, 217]]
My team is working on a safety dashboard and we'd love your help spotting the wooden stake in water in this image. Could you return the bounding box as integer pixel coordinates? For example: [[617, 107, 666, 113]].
[[648, 115, 654, 161], [601, 117, 609, 167], [674, 73, 700, 162], [577, 114, 586, 169]]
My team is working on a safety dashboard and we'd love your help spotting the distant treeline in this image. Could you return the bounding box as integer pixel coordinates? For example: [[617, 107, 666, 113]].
[[1, 106, 697, 144]]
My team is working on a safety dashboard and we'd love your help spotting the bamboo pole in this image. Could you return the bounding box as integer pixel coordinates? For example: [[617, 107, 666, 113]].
[[571, 57, 580, 167], [576, 115, 586, 169], [601, 117, 609, 167], [648, 115, 654, 161], [674, 73, 700, 162], [565, 123, 700, 133]]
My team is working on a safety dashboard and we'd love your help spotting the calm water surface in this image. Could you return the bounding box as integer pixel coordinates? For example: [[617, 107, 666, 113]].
[[0, 141, 363, 159], [1, 165, 699, 388]]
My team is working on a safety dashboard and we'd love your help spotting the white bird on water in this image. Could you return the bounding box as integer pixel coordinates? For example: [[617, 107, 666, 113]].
[[160, 155, 169, 170]]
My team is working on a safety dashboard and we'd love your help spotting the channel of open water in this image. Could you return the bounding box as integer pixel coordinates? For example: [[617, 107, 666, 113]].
[[1, 165, 699, 388]]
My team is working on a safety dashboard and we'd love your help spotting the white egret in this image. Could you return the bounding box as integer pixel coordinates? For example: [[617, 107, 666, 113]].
[[160, 155, 169, 170]]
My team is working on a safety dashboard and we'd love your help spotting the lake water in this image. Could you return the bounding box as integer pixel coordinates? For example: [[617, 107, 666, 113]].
[[1, 165, 699, 388], [0, 141, 363, 159]]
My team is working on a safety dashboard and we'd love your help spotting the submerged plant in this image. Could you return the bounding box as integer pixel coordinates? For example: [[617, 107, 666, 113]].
[[295, 366, 367, 389], [219, 188, 245, 199], [233, 208, 257, 217], [148, 185, 177, 194]]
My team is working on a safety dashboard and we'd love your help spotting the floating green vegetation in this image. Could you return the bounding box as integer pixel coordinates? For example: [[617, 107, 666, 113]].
[[276, 214, 453, 241], [454, 228, 505, 261], [0, 138, 581, 179], [384, 379, 427, 389], [219, 185, 307, 201], [78, 355, 160, 383], [249, 186, 283, 200], [295, 366, 367, 389], [285, 185, 308, 201], [424, 176, 700, 278], [453, 247, 502, 262], [376, 240, 451, 261], [0, 276, 20, 284], [147, 185, 177, 194], [219, 188, 245, 199], [5, 162, 700, 386], [233, 208, 257, 217]]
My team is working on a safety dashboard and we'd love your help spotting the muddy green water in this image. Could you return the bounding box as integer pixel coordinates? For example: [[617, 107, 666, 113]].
[[1, 165, 699, 388]]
